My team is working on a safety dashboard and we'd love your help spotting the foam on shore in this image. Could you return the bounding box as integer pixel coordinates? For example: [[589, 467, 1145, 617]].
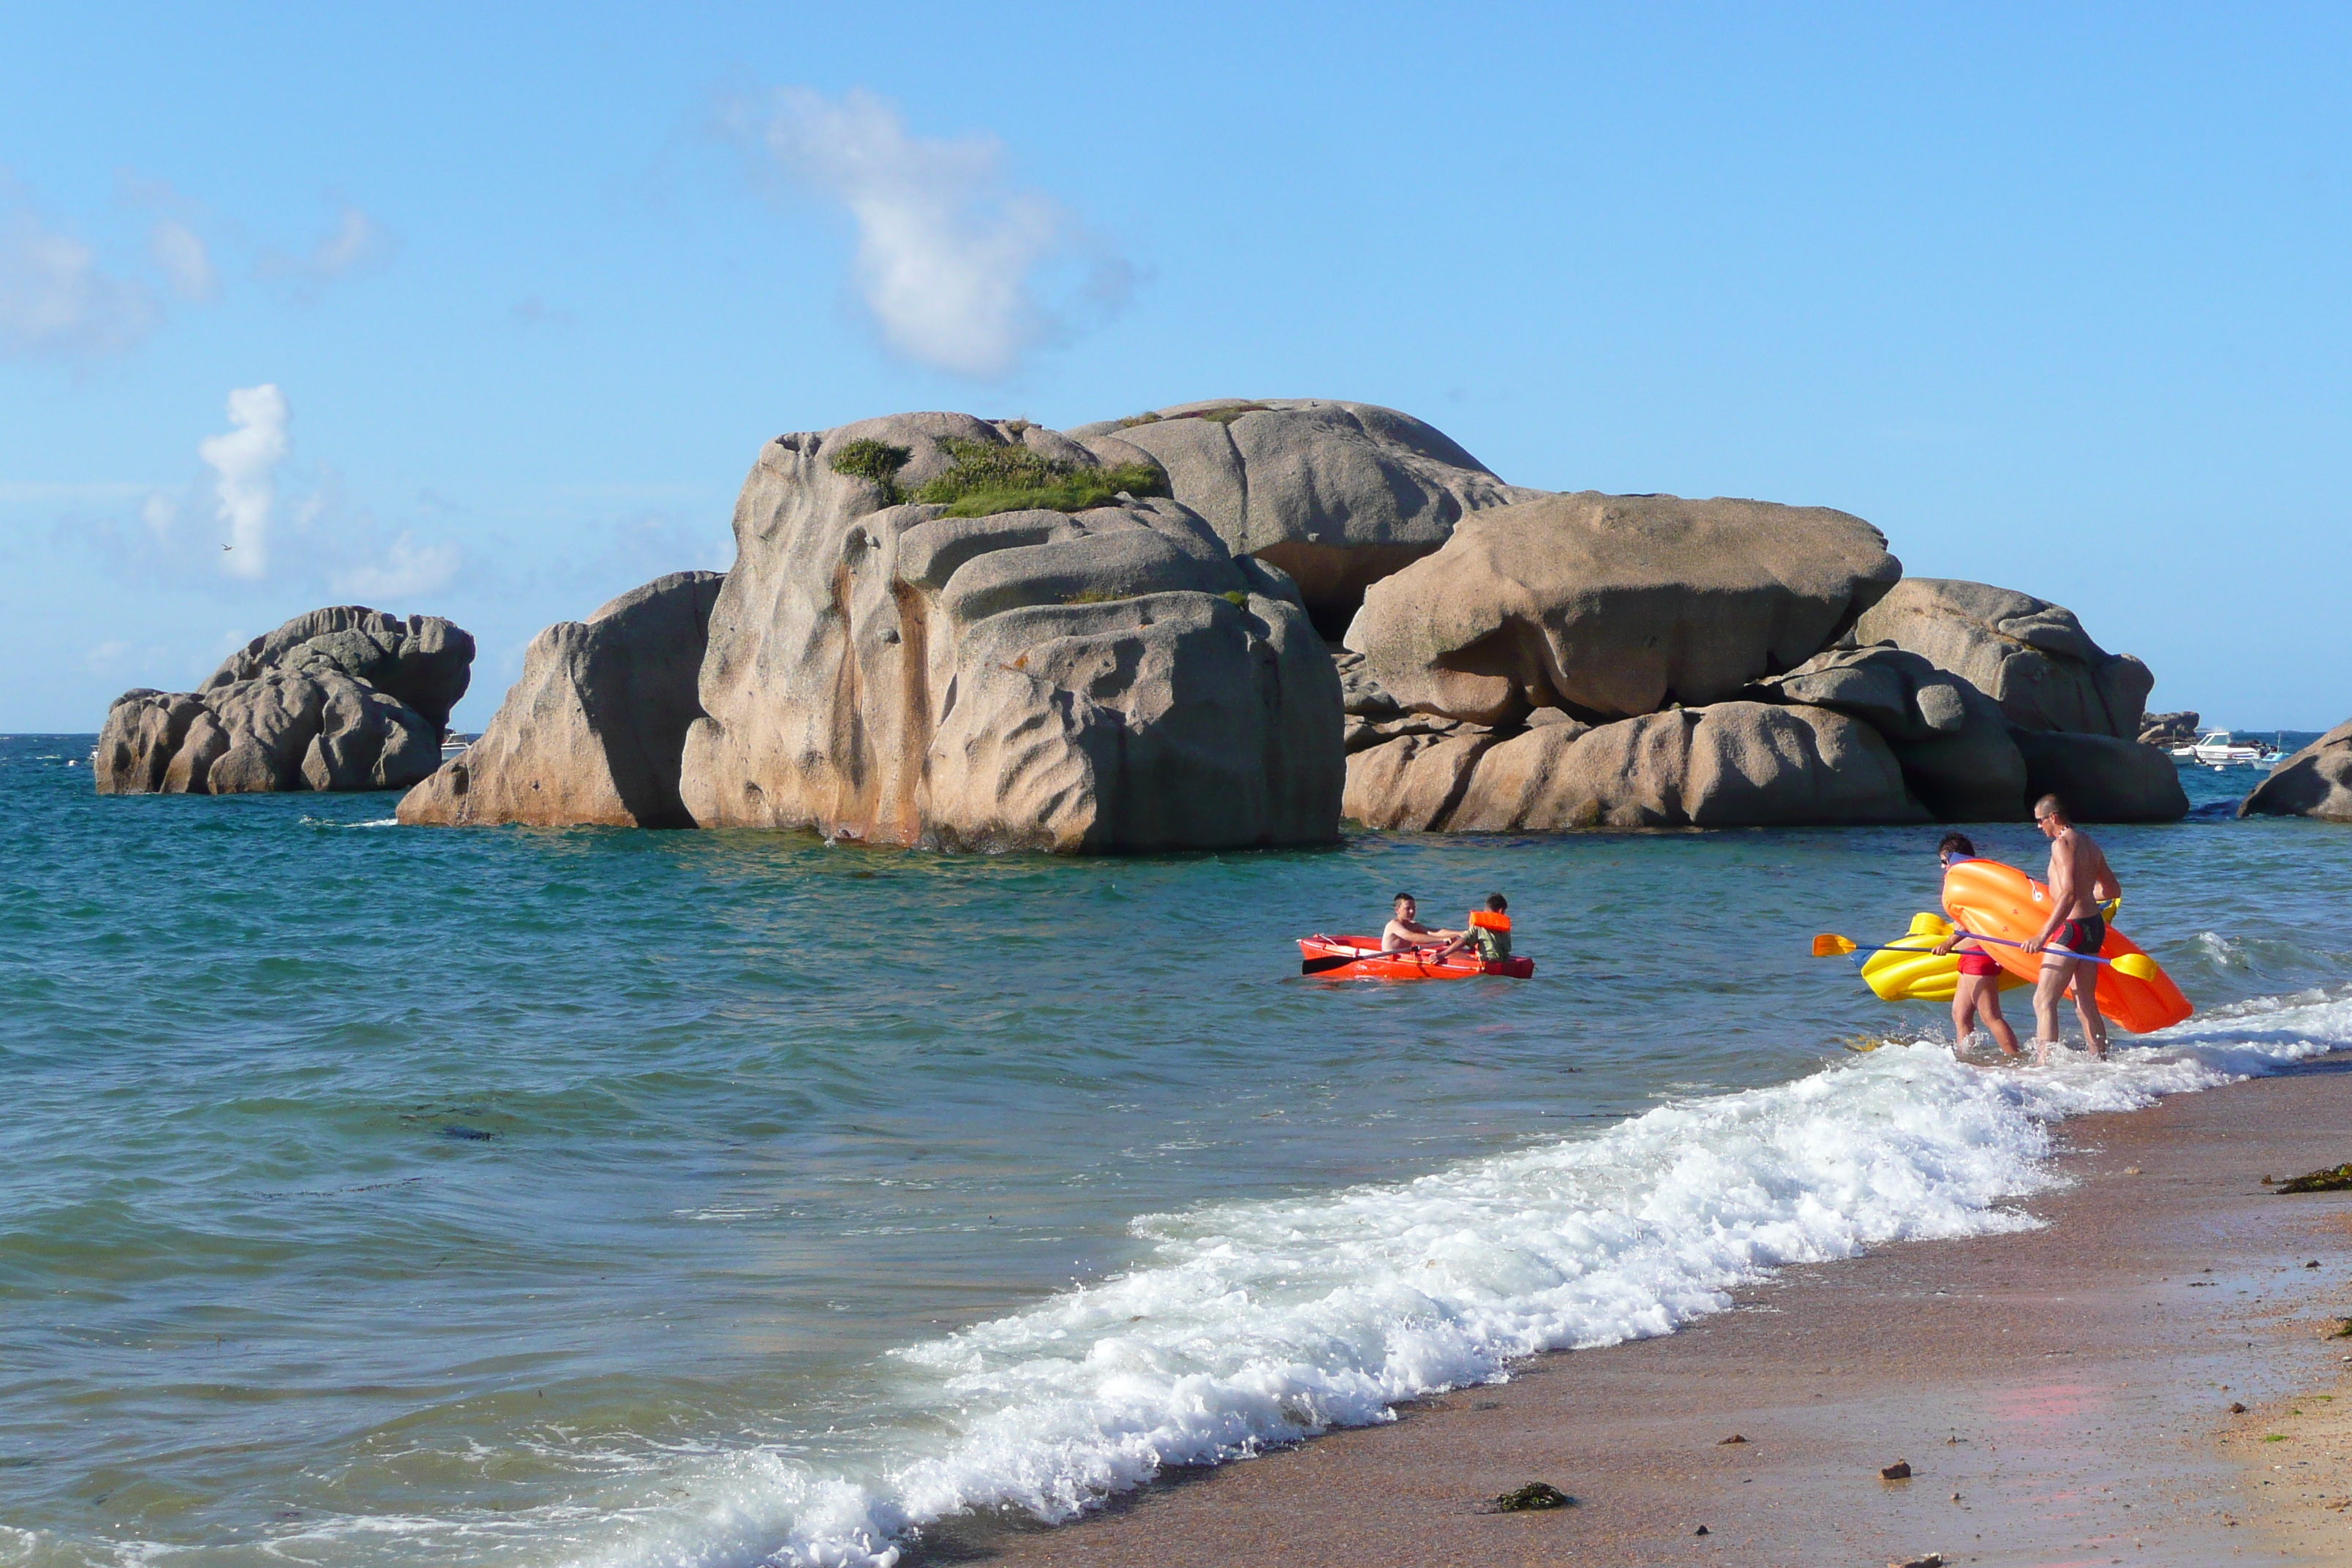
[[576, 987, 2352, 1568]]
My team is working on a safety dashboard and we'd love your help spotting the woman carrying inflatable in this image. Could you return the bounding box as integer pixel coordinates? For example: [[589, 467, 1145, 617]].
[[1926, 834, 2022, 1060]]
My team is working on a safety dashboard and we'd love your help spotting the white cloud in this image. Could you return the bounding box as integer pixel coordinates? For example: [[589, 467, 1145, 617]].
[[737, 88, 1125, 380], [262, 205, 397, 298], [330, 532, 461, 600], [148, 217, 217, 301], [198, 384, 290, 580], [0, 189, 159, 360]]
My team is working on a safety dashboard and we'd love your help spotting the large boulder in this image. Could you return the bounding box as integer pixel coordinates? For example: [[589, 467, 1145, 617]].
[[677, 415, 1342, 853], [1750, 641, 2028, 821], [2239, 720, 2352, 821], [1346, 491, 1902, 728], [1346, 701, 1926, 831], [2138, 710, 2199, 747], [1850, 578, 2152, 740], [94, 606, 467, 796], [203, 606, 473, 732], [1065, 399, 1542, 639], [2009, 729, 2190, 822], [399, 572, 724, 828]]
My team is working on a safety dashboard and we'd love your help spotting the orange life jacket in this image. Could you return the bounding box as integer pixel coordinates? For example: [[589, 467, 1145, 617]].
[[1470, 911, 1510, 932]]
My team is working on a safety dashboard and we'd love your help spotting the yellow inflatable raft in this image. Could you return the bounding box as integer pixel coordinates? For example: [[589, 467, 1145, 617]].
[[1858, 898, 2122, 1003], [1858, 913, 2030, 1003]]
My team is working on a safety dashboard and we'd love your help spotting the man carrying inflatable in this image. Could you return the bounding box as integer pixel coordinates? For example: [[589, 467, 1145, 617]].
[[2020, 793, 2121, 1064]]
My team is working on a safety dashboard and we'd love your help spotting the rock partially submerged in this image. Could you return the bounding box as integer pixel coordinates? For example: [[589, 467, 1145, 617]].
[[2010, 728, 2191, 823], [1347, 701, 1927, 831], [97, 607, 471, 795], [678, 415, 1341, 851], [2239, 719, 2352, 822], [399, 572, 723, 828]]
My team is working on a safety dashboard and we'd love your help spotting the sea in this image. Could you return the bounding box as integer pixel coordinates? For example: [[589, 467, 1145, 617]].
[[4, 733, 2349, 1568]]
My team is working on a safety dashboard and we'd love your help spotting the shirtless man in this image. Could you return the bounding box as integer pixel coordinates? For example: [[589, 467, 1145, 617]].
[[1380, 893, 1462, 954], [2019, 794, 2122, 1064]]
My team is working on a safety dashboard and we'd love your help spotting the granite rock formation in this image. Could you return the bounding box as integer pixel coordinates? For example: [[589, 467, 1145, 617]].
[[399, 572, 724, 828], [2138, 711, 2200, 747], [1344, 701, 1926, 831], [2239, 720, 2352, 822], [2010, 729, 2192, 823], [1850, 578, 2153, 740], [1749, 641, 2029, 821], [96, 607, 471, 796], [676, 414, 1341, 852], [1066, 399, 1542, 639], [1347, 491, 1903, 728]]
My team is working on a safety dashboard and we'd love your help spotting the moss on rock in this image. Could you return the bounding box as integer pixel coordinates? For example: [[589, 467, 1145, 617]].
[[914, 438, 1166, 518]]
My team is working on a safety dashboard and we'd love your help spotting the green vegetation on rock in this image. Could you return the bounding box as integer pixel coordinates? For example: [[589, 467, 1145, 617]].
[[2275, 1163, 2352, 1194], [828, 440, 913, 502], [914, 438, 1166, 518]]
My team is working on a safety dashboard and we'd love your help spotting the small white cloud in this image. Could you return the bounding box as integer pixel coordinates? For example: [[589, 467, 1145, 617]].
[[329, 532, 461, 600], [85, 639, 131, 672], [0, 186, 159, 360], [735, 87, 1124, 380], [199, 384, 290, 580], [149, 217, 217, 301], [260, 205, 398, 298]]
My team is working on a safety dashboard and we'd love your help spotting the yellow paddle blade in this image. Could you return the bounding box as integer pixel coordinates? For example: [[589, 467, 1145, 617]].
[[1812, 933, 1859, 957], [2112, 953, 2159, 981]]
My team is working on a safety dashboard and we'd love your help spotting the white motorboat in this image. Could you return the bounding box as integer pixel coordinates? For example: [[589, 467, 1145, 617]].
[[2185, 731, 2283, 768]]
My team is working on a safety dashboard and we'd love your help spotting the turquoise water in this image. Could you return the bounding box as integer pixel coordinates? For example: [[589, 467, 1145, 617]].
[[4, 733, 2348, 1567]]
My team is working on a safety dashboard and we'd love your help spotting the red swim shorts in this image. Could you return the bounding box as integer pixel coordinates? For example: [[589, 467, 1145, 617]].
[[1956, 951, 2000, 978]]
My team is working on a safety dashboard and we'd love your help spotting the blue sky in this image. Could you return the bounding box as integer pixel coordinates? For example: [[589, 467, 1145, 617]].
[[1, 3, 2345, 732]]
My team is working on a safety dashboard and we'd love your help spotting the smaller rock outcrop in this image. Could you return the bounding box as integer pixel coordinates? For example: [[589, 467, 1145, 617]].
[[1347, 491, 1903, 728], [1345, 701, 1926, 831], [1749, 642, 2029, 821], [399, 572, 723, 828], [1851, 578, 2153, 740], [96, 607, 472, 796], [1066, 399, 1542, 639], [2138, 711, 2200, 747], [2239, 720, 2352, 821], [2009, 729, 2191, 822]]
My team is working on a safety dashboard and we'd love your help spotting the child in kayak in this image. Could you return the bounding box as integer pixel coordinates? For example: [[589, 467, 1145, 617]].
[[1927, 834, 2022, 1060], [1432, 894, 1512, 965]]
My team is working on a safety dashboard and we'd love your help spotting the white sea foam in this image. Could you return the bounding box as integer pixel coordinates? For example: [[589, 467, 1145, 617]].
[[576, 992, 2352, 1568]]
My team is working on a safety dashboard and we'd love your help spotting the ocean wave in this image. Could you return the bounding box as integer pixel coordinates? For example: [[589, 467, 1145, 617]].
[[574, 991, 2352, 1568]]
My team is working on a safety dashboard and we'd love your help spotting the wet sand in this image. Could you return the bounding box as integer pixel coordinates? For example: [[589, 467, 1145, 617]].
[[918, 1055, 2352, 1567]]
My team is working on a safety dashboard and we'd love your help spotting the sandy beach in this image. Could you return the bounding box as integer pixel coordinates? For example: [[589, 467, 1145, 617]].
[[921, 1055, 2352, 1567]]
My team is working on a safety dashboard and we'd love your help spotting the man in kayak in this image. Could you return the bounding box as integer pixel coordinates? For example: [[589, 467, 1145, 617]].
[[1431, 894, 1512, 965], [1928, 834, 2022, 1060], [2020, 793, 2121, 1063], [1381, 893, 1463, 954]]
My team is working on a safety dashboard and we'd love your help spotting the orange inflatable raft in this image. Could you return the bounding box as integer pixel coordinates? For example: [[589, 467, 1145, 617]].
[[1940, 859, 2192, 1034], [1297, 934, 1535, 980]]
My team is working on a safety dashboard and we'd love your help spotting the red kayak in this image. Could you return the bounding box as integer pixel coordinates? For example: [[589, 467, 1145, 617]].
[[1298, 934, 1535, 980]]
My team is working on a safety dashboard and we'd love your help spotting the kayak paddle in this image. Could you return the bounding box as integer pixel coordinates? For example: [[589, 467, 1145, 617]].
[[1301, 941, 1455, 976], [1811, 931, 2157, 980]]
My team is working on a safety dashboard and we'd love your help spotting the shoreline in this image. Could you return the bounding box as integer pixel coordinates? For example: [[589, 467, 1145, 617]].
[[916, 1056, 2352, 1567]]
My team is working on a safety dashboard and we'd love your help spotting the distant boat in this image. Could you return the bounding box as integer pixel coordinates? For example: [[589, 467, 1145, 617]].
[[2175, 730, 2283, 769], [440, 734, 476, 761]]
